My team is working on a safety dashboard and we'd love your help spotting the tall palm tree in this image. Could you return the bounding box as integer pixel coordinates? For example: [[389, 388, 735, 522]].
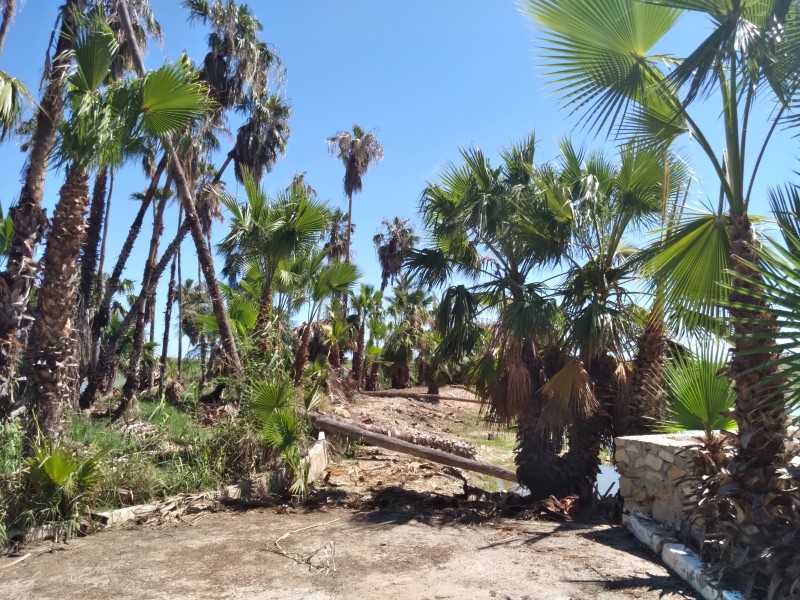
[[374, 217, 418, 292], [117, 180, 174, 415], [219, 174, 328, 337], [26, 15, 212, 435], [0, 0, 83, 418], [409, 135, 673, 498], [523, 0, 800, 467], [117, 0, 242, 374], [350, 284, 382, 387], [292, 252, 360, 384], [383, 282, 434, 389], [327, 125, 383, 263], [231, 93, 291, 183], [184, 0, 278, 120]]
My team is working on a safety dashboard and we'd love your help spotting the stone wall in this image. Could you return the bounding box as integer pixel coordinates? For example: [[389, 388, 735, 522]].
[[615, 433, 702, 537]]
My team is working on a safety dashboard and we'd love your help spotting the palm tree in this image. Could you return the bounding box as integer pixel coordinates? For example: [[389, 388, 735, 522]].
[[219, 174, 328, 337], [383, 281, 434, 389], [349, 284, 382, 387], [327, 125, 384, 263], [409, 135, 673, 498], [27, 15, 212, 433], [117, 0, 242, 375], [184, 0, 278, 119], [231, 93, 291, 183], [0, 0, 83, 417], [323, 208, 350, 263], [117, 179, 174, 414], [374, 217, 418, 292], [291, 253, 360, 385], [523, 0, 799, 468]]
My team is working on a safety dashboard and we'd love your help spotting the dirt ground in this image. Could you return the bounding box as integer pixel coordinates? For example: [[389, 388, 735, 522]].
[[1, 505, 697, 599], [0, 387, 699, 599]]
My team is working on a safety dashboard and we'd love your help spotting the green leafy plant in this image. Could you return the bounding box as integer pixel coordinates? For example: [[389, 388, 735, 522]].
[[246, 379, 311, 498], [659, 344, 737, 439], [18, 439, 104, 538]]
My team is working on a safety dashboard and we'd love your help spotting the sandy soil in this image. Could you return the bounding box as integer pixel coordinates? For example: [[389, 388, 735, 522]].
[[0, 387, 699, 599], [1, 506, 697, 599]]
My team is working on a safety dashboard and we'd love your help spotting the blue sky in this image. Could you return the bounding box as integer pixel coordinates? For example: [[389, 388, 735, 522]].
[[0, 1, 797, 355]]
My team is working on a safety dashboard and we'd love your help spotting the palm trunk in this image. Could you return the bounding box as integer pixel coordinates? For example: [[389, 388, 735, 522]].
[[26, 167, 90, 441], [115, 46, 239, 377], [92, 157, 166, 342], [94, 167, 114, 301], [727, 213, 786, 465], [82, 218, 191, 408], [158, 255, 177, 397], [345, 191, 353, 263], [80, 165, 108, 311], [293, 320, 315, 385], [254, 283, 273, 332], [117, 185, 169, 417], [365, 361, 379, 391], [199, 337, 207, 388], [0, 0, 15, 57], [0, 1, 78, 421], [352, 319, 365, 387], [176, 206, 183, 381], [622, 304, 667, 436]]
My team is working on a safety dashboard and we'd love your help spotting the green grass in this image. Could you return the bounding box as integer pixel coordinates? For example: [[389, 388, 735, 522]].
[[139, 399, 209, 445]]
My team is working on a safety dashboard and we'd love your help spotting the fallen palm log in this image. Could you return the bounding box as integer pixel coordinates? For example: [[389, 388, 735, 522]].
[[359, 390, 481, 404], [355, 420, 477, 459], [311, 414, 517, 482]]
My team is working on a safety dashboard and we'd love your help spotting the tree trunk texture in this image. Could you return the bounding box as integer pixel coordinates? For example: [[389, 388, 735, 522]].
[[117, 187, 169, 417], [727, 214, 787, 464], [559, 354, 616, 499], [94, 167, 114, 302], [293, 320, 314, 385], [515, 346, 616, 501], [81, 218, 190, 408], [199, 338, 207, 389], [311, 414, 517, 482], [0, 1, 78, 421], [0, 0, 15, 57], [25, 168, 90, 441], [81, 158, 166, 408], [79, 165, 108, 311], [176, 205, 183, 381], [158, 256, 177, 398], [621, 305, 667, 436], [93, 156, 166, 336], [365, 361, 380, 391], [351, 320, 365, 388]]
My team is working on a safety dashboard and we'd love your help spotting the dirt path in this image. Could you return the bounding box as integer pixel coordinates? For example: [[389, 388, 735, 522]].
[[1, 506, 697, 599]]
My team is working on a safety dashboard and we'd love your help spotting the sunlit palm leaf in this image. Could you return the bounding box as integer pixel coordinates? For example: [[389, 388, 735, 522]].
[[523, 0, 683, 138], [0, 70, 28, 140], [141, 62, 212, 135], [641, 211, 732, 335], [659, 342, 737, 436]]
